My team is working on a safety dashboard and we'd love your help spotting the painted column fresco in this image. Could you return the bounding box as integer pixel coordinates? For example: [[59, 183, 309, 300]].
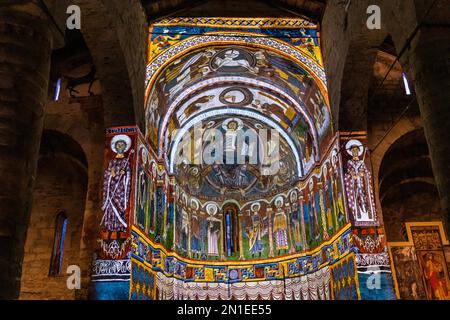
[[340, 133, 396, 300], [91, 126, 138, 300]]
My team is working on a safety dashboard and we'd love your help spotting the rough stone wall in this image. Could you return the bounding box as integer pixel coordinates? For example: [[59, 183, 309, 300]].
[[18, 57, 105, 298], [383, 191, 442, 242], [20, 154, 88, 300]]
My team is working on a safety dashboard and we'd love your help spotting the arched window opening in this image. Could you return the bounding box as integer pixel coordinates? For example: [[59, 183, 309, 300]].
[[49, 212, 68, 276], [223, 204, 239, 257]]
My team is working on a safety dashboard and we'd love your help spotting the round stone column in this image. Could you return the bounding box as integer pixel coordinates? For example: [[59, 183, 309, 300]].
[[0, 2, 54, 299], [408, 27, 450, 233]]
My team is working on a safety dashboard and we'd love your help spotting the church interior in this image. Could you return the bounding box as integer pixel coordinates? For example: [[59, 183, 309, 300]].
[[1, 0, 450, 301]]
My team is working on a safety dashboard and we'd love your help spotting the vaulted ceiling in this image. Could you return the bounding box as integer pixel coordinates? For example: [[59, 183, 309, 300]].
[[141, 0, 327, 22]]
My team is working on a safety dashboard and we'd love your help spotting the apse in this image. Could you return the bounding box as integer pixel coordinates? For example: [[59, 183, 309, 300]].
[[92, 16, 396, 301]]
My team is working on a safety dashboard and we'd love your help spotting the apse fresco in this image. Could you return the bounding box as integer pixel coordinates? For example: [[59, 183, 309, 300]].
[[92, 17, 398, 301], [164, 137, 348, 261], [145, 17, 332, 167], [147, 44, 331, 164], [173, 114, 300, 200]]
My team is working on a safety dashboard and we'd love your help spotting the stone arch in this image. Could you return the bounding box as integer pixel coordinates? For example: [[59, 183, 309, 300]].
[[20, 130, 89, 299], [72, 0, 148, 129], [378, 129, 442, 241]]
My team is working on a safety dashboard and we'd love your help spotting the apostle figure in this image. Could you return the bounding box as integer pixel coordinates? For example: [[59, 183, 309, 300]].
[[136, 167, 148, 230], [307, 179, 320, 241], [190, 214, 201, 258], [246, 204, 265, 257], [423, 252, 450, 300], [324, 166, 335, 232], [318, 188, 329, 240], [344, 140, 376, 223], [180, 207, 189, 254], [273, 198, 289, 254], [331, 150, 346, 226], [101, 135, 133, 233], [290, 191, 303, 251], [207, 221, 220, 257]]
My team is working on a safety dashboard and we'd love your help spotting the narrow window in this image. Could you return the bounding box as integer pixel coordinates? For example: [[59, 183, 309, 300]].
[[402, 72, 412, 96], [49, 212, 68, 276]]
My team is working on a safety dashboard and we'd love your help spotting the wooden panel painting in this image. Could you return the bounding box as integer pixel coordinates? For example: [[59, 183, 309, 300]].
[[410, 225, 450, 300], [411, 226, 443, 251], [416, 250, 450, 300], [389, 246, 427, 300], [388, 222, 450, 300]]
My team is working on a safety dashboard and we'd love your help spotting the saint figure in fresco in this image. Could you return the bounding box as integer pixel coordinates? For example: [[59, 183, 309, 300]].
[[136, 167, 148, 230], [190, 214, 201, 258], [423, 252, 450, 300], [344, 140, 376, 223], [331, 150, 346, 226], [246, 204, 265, 257], [318, 189, 329, 240], [180, 207, 189, 254], [101, 135, 133, 232], [206, 204, 220, 258], [273, 199, 289, 254], [207, 221, 220, 257], [248, 215, 264, 257], [307, 180, 320, 241], [136, 146, 148, 230], [289, 192, 302, 251], [324, 167, 335, 232], [146, 91, 160, 144]]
